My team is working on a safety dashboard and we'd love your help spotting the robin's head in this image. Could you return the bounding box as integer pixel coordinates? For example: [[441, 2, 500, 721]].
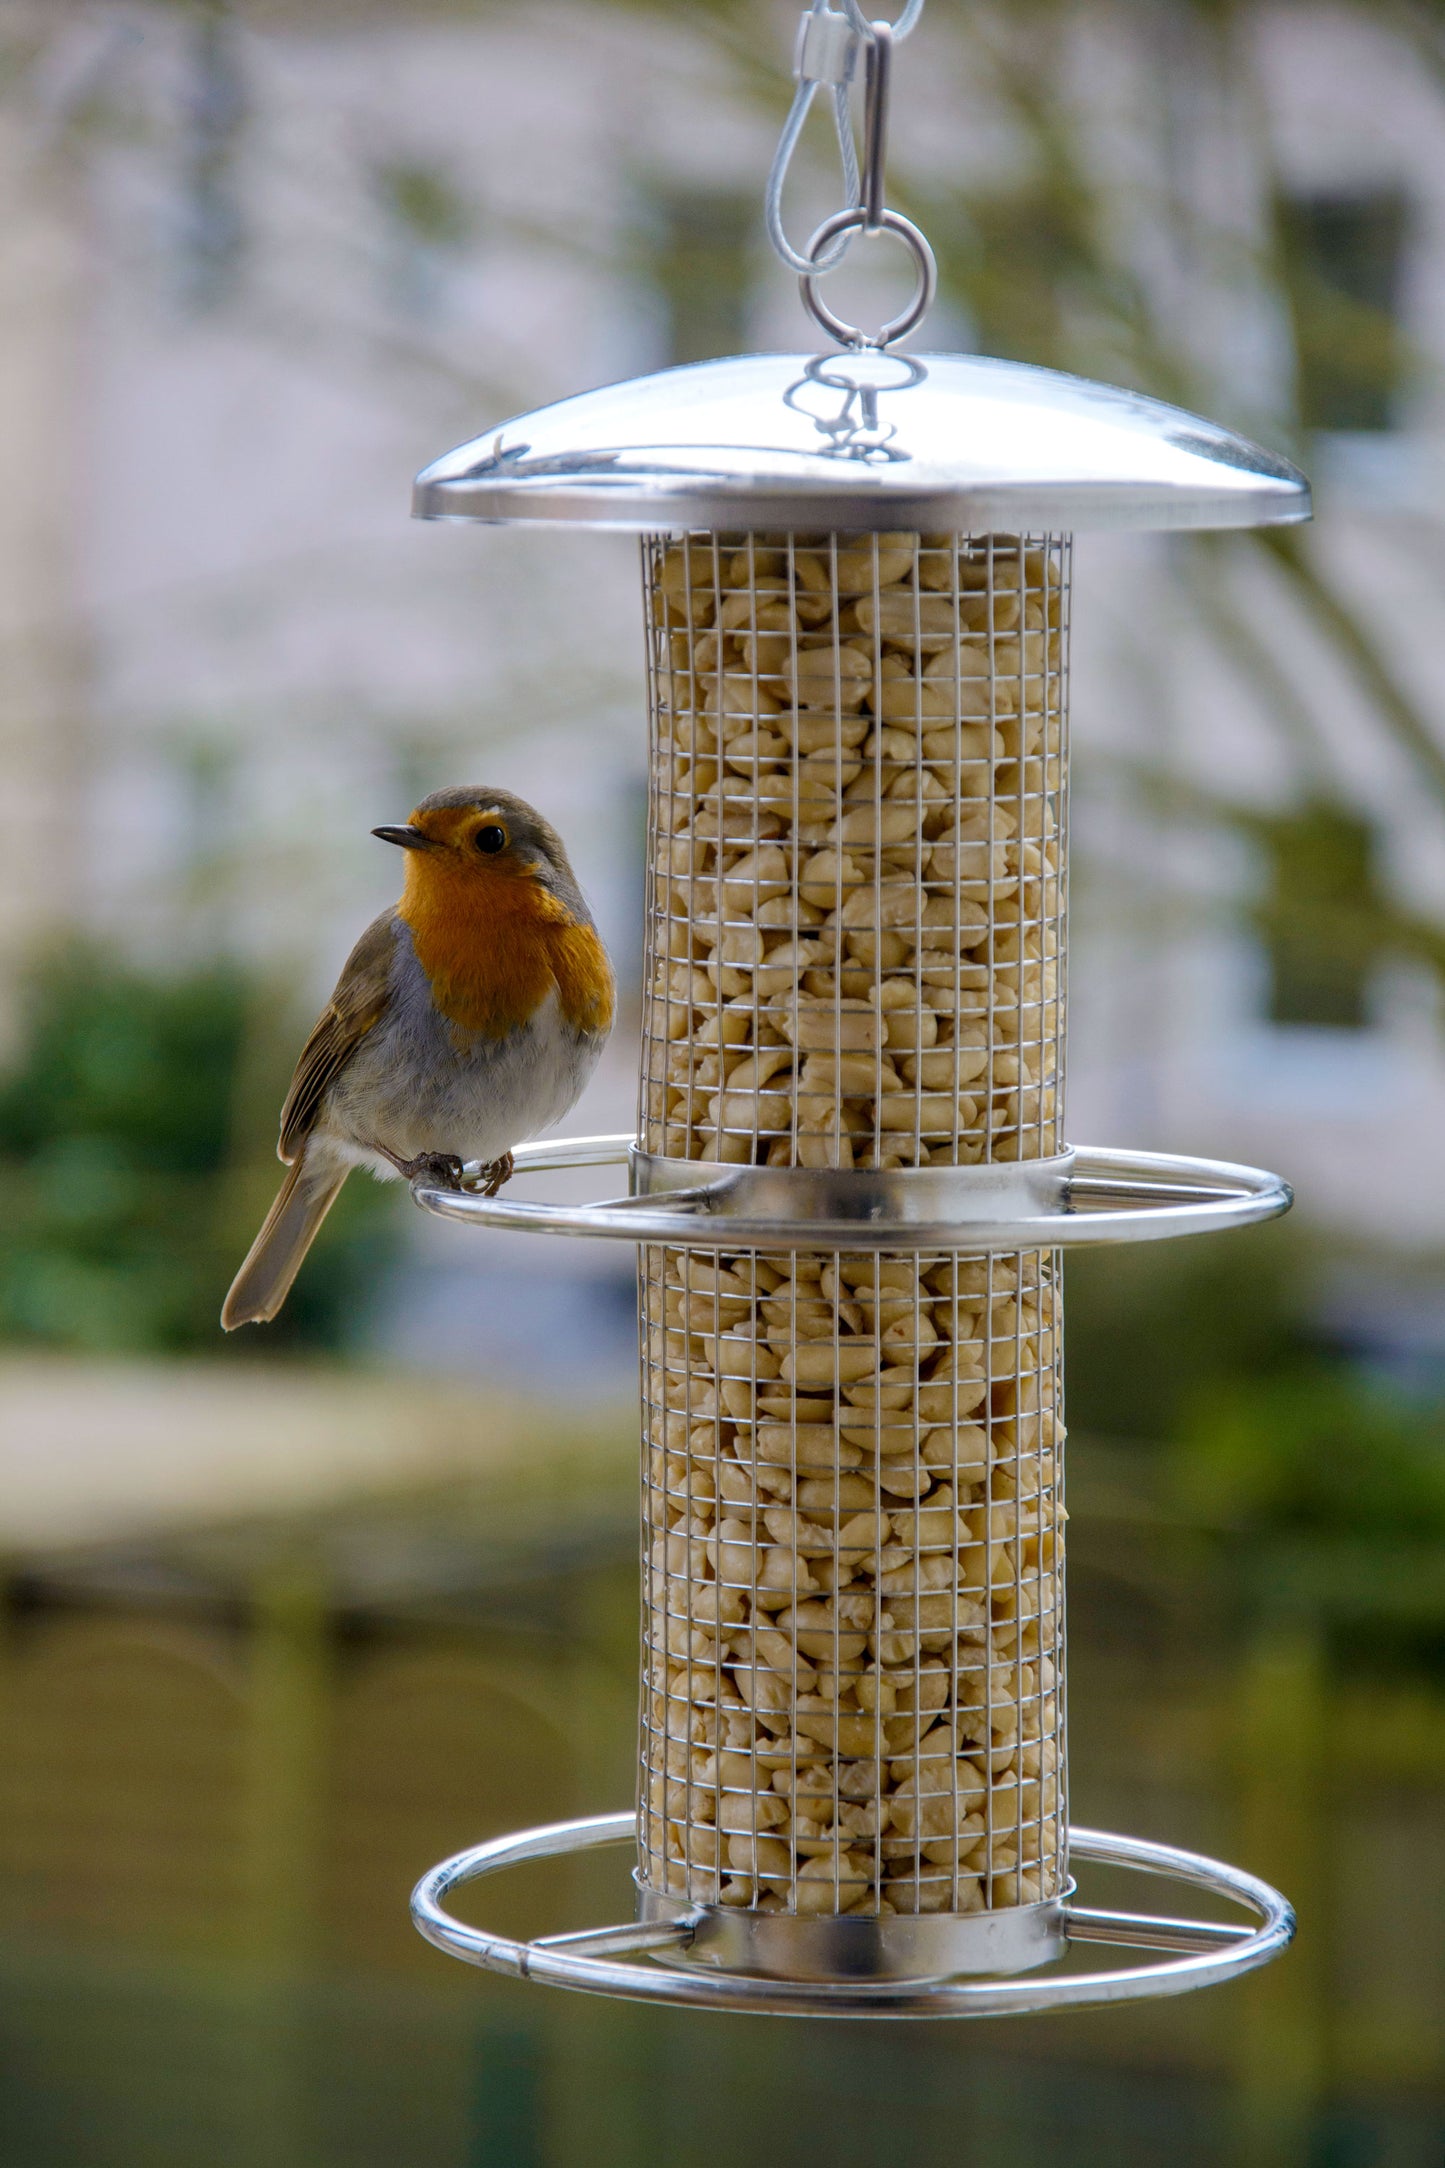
[[373, 786, 592, 923]]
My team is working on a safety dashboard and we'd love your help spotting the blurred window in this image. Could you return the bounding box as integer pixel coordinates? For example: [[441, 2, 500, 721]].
[[1279, 189, 1410, 434], [1255, 804, 1379, 1030], [648, 188, 754, 365]]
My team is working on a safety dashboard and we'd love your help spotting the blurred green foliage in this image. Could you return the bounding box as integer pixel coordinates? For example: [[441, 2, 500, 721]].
[[373, 156, 473, 250], [1068, 1230, 1445, 1664], [0, 948, 397, 1354], [1066, 1224, 1309, 1447], [1176, 1370, 1445, 1541], [1069, 1226, 1445, 1526]]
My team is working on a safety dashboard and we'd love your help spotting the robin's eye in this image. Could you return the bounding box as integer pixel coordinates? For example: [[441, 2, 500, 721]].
[[475, 825, 507, 855]]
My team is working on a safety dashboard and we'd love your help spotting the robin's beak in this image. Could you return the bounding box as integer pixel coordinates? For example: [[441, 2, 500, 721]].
[[372, 824, 432, 851]]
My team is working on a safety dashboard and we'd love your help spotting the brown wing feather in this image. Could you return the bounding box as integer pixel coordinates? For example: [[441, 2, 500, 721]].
[[277, 910, 398, 1164]]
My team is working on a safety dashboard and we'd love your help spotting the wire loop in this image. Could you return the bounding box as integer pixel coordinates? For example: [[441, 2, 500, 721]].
[[765, 1, 862, 275], [798, 205, 937, 349], [840, 0, 927, 40]]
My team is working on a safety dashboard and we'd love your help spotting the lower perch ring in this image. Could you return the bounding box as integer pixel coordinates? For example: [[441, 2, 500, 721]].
[[411, 1813, 1294, 2018]]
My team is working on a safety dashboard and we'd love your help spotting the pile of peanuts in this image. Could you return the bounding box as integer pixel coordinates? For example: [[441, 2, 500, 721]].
[[639, 1245, 1064, 1915], [636, 530, 1068, 1923], [640, 529, 1066, 1169]]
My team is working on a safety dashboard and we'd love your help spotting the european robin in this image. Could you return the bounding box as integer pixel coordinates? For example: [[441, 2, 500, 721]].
[[222, 786, 614, 1329]]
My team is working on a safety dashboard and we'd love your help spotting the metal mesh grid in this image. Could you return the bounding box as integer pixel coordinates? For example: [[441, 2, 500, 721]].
[[640, 531, 1066, 1169], [636, 531, 1069, 1921]]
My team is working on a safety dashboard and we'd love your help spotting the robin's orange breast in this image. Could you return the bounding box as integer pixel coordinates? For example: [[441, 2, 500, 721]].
[[400, 865, 614, 1040]]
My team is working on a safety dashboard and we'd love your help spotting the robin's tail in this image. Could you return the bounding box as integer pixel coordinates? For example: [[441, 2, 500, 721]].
[[221, 1153, 349, 1330]]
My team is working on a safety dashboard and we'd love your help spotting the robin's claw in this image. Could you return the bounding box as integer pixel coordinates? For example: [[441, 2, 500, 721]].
[[399, 1150, 467, 1190], [478, 1151, 514, 1198]]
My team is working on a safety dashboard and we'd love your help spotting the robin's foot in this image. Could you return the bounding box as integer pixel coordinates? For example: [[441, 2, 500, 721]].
[[477, 1151, 514, 1198], [396, 1150, 467, 1190]]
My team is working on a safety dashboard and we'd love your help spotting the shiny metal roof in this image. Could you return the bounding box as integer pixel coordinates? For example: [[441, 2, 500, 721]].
[[413, 350, 1309, 534]]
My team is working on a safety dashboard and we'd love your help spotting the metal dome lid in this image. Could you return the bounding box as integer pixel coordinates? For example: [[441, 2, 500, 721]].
[[413, 350, 1309, 535]]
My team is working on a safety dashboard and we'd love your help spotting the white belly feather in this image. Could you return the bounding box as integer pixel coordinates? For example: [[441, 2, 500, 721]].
[[314, 926, 605, 1176]]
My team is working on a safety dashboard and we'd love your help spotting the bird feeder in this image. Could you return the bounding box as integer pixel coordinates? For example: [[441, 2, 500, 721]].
[[403, 8, 1309, 2019]]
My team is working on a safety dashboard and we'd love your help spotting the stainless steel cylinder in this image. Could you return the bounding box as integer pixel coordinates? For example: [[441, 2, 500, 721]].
[[635, 532, 1069, 1968]]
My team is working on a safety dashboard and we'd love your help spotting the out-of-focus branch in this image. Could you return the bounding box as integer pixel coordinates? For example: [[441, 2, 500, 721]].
[[1258, 527, 1445, 807]]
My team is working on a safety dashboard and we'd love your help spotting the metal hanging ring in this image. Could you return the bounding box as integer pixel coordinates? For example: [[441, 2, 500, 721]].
[[841, 0, 927, 41], [799, 204, 937, 350]]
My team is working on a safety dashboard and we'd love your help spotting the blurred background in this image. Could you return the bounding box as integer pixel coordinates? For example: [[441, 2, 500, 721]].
[[0, 0, 1443, 2162]]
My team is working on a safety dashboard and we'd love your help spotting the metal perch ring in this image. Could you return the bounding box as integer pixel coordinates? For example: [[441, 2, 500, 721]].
[[411, 1813, 1295, 2019]]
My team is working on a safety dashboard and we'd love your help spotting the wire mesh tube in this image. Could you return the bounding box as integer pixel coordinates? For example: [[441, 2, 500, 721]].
[[637, 531, 1069, 1935]]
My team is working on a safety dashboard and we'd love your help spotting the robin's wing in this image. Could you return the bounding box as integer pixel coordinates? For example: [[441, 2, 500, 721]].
[[277, 910, 398, 1164]]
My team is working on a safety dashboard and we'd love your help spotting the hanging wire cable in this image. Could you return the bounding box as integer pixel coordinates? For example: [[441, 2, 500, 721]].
[[765, 0, 863, 275]]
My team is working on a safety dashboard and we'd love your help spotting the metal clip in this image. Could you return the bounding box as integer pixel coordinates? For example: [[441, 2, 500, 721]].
[[793, 4, 859, 89], [861, 19, 892, 231]]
